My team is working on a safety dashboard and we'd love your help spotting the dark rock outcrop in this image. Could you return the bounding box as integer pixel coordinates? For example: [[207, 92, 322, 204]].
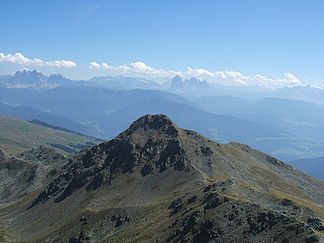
[[0, 146, 69, 204], [30, 115, 190, 206], [16, 145, 69, 169]]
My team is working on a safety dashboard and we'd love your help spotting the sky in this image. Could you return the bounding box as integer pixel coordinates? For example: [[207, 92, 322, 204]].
[[0, 0, 324, 88]]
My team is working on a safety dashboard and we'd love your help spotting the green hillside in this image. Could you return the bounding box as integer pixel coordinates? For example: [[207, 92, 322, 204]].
[[0, 114, 100, 155]]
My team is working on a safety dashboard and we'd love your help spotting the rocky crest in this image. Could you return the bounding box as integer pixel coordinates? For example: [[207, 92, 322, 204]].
[[16, 145, 70, 169], [30, 114, 189, 206], [166, 185, 321, 243], [0, 146, 69, 203], [125, 114, 180, 136]]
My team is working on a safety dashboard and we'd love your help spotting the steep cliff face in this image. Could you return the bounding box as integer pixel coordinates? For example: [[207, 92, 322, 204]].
[[0, 114, 323, 243]]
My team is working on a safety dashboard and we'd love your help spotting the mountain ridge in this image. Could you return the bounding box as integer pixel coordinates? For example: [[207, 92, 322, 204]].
[[1, 114, 322, 242], [0, 113, 100, 155]]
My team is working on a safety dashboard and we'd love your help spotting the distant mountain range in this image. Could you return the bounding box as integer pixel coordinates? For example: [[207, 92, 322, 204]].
[[0, 70, 164, 90], [2, 85, 320, 162], [194, 96, 324, 140], [1, 70, 324, 178], [0, 70, 75, 89], [87, 75, 165, 90], [2, 70, 324, 105]]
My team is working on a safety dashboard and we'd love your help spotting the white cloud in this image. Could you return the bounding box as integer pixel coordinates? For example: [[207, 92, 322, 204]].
[[102, 63, 109, 69], [131, 62, 150, 72], [89, 61, 177, 77], [284, 72, 300, 84], [89, 62, 101, 69], [88, 61, 303, 88], [0, 52, 77, 68]]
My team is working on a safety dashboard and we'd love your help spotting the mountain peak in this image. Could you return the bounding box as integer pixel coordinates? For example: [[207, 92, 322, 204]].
[[171, 75, 184, 88], [125, 114, 180, 136], [14, 69, 46, 77], [48, 73, 63, 79]]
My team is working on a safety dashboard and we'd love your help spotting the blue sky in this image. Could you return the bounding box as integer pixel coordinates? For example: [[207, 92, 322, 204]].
[[0, 0, 324, 87]]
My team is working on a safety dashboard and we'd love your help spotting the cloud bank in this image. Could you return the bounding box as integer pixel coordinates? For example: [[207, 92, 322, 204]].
[[0, 52, 301, 88], [0, 52, 77, 68], [89, 61, 302, 88]]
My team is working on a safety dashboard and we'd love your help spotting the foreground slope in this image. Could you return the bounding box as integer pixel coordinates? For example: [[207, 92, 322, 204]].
[[0, 114, 99, 155], [0, 114, 323, 243]]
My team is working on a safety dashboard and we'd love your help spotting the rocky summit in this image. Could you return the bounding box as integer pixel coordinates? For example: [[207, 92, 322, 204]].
[[0, 114, 323, 243]]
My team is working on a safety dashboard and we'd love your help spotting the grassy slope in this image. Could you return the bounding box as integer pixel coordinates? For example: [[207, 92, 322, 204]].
[[0, 115, 323, 242], [0, 114, 99, 155]]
